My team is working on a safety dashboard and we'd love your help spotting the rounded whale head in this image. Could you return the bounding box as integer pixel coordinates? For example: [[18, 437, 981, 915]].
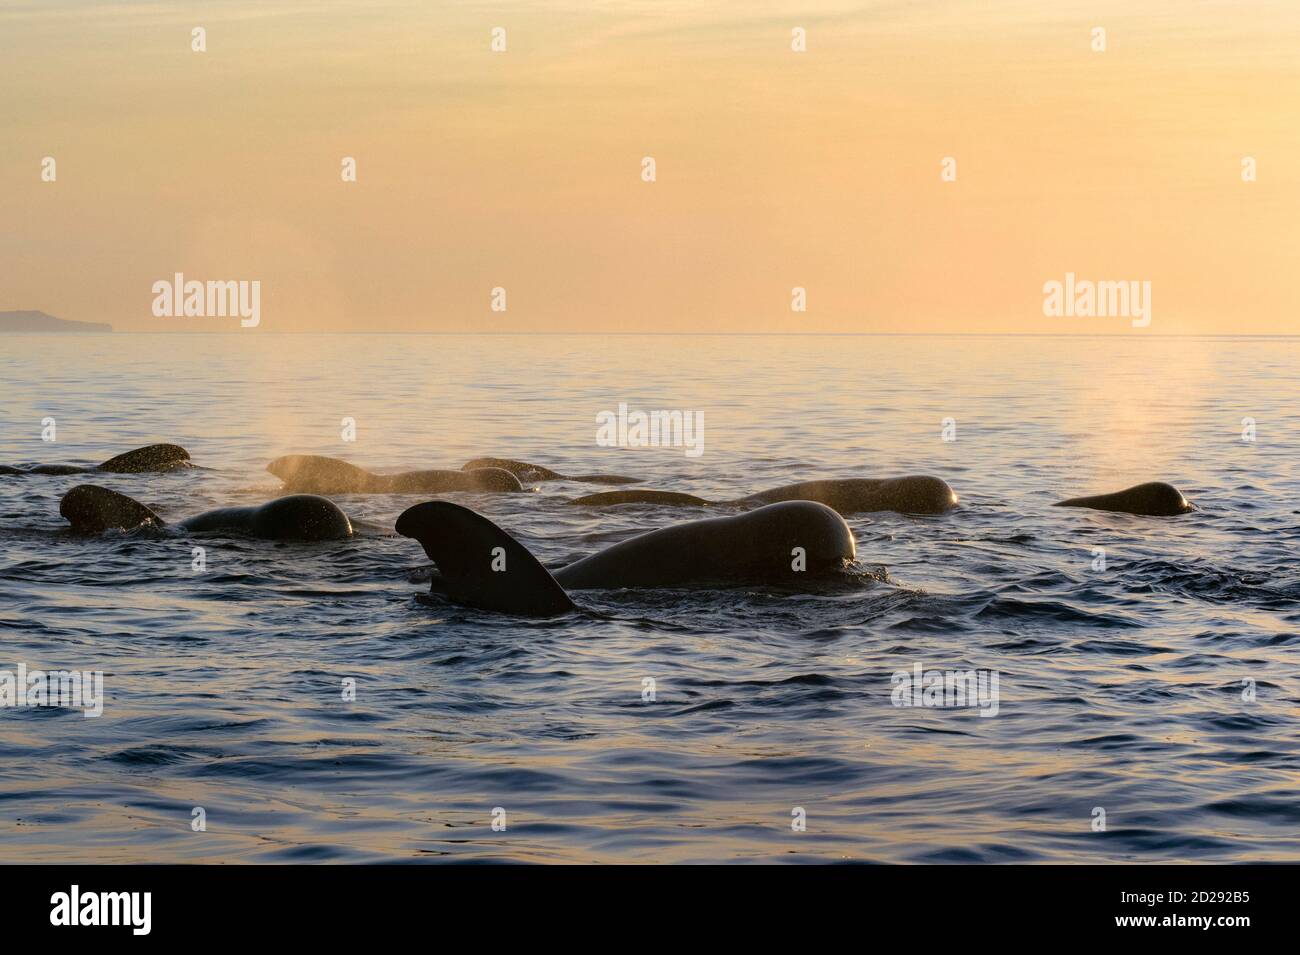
[[872, 475, 958, 514], [1055, 481, 1194, 517], [60, 484, 165, 533], [723, 500, 857, 574], [97, 444, 192, 473], [249, 494, 353, 540]]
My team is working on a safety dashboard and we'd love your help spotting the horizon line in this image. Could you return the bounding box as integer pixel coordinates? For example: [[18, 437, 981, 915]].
[[11, 331, 1300, 339]]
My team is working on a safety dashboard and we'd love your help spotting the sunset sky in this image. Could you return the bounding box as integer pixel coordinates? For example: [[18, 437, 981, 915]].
[[2, 0, 1298, 334]]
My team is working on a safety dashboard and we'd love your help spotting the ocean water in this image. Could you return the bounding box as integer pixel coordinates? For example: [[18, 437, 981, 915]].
[[0, 332, 1297, 863]]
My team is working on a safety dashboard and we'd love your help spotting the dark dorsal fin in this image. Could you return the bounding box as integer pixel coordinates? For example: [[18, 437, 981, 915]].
[[60, 484, 165, 533], [395, 501, 574, 616], [98, 444, 191, 473]]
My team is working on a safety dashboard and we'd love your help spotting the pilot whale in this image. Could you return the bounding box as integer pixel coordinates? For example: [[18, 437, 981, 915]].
[[268, 455, 523, 495], [1054, 482, 1194, 517], [60, 484, 353, 540], [0, 443, 193, 476], [569, 475, 959, 516], [461, 457, 640, 486], [396, 499, 856, 616]]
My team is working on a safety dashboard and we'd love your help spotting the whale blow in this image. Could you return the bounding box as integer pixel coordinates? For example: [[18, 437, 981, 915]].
[[268, 455, 523, 494]]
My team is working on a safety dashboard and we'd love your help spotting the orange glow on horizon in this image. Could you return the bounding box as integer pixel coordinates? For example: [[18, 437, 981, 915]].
[[2, 0, 1298, 334]]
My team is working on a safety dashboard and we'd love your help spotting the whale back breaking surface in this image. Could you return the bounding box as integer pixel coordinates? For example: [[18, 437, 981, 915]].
[[396, 501, 575, 616], [555, 500, 856, 590], [1054, 481, 1194, 516], [180, 495, 353, 540], [377, 466, 523, 493], [267, 455, 376, 493], [250, 495, 353, 539], [3, 444, 190, 476], [462, 457, 641, 485], [467, 467, 527, 491], [23, 464, 85, 475], [60, 485, 353, 539], [569, 489, 711, 507], [740, 476, 958, 515], [179, 506, 260, 534], [571, 477, 959, 514], [60, 484, 166, 533], [564, 474, 642, 486], [269, 457, 524, 494], [97, 443, 192, 473], [462, 457, 565, 483]]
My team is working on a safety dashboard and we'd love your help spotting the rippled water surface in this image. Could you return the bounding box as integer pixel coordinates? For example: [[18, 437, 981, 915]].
[[1, 333, 1297, 863]]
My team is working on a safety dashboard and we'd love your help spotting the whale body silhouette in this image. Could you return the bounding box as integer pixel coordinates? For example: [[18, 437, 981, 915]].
[[396, 499, 855, 616], [268, 455, 522, 495], [59, 484, 353, 540], [0, 443, 192, 476], [570, 475, 959, 516]]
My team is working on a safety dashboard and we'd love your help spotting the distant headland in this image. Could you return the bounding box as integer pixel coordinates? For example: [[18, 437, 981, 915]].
[[0, 310, 112, 333]]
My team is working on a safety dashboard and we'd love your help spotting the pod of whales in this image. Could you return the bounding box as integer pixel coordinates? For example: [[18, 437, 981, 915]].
[[3, 441, 1195, 518], [27, 442, 1196, 619], [396, 499, 856, 616], [268, 455, 523, 495], [1054, 481, 1194, 517], [0, 443, 192, 476], [571, 475, 960, 516], [462, 457, 641, 486], [60, 484, 353, 540]]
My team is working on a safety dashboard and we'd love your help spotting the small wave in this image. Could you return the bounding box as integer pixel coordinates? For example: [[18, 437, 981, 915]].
[[978, 596, 1141, 629], [1123, 557, 1300, 608]]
